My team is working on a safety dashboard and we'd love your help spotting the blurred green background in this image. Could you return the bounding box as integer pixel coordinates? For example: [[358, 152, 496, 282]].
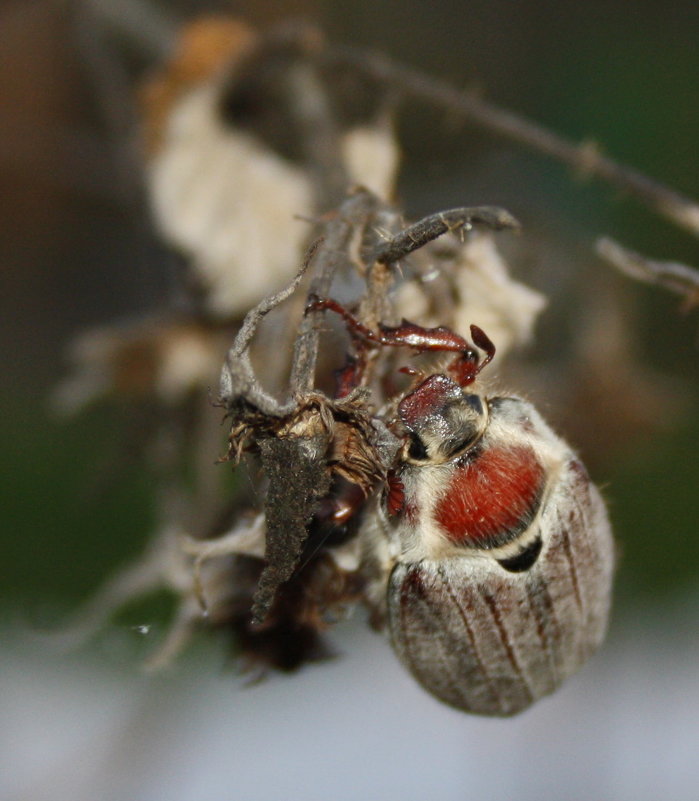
[[2, 0, 699, 630]]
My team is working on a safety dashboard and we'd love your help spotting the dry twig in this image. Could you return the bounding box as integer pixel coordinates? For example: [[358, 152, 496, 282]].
[[325, 45, 699, 239], [597, 237, 699, 308]]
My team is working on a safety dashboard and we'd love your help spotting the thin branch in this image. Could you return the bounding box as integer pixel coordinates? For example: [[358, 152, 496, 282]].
[[226, 22, 350, 211], [289, 189, 379, 396], [232, 244, 320, 359], [325, 45, 699, 239], [219, 246, 318, 415], [285, 62, 349, 210], [597, 236, 699, 306], [375, 206, 519, 265]]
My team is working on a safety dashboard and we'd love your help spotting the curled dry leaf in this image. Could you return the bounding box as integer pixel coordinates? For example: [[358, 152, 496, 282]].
[[142, 17, 400, 319]]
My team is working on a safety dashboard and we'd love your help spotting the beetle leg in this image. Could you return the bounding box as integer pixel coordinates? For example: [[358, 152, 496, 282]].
[[333, 353, 364, 398], [306, 295, 380, 344], [306, 294, 495, 388]]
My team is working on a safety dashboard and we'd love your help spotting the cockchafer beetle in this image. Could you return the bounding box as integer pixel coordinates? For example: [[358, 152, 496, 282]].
[[308, 296, 615, 716]]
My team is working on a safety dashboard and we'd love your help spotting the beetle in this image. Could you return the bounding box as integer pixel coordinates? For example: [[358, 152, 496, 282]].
[[308, 296, 615, 716]]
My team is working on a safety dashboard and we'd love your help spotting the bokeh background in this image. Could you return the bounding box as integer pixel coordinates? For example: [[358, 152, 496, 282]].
[[2, 1, 699, 799]]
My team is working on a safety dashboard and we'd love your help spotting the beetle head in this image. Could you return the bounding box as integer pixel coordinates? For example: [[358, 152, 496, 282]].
[[398, 374, 489, 465]]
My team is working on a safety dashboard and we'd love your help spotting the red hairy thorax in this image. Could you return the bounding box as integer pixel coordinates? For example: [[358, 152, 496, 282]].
[[434, 444, 545, 548]]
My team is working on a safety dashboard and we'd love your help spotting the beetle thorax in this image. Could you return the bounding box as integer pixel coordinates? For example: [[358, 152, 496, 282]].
[[390, 395, 570, 564]]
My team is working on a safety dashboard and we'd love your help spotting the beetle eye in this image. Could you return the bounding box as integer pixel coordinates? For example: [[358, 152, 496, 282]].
[[407, 432, 430, 461]]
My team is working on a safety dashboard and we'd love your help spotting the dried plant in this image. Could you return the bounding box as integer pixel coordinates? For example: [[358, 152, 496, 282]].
[[56, 10, 698, 712]]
